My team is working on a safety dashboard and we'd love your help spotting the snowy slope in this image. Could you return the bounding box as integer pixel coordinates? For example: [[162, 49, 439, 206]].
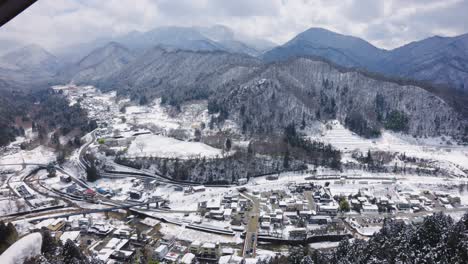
[[308, 121, 468, 176], [127, 134, 223, 159], [0, 233, 42, 264]]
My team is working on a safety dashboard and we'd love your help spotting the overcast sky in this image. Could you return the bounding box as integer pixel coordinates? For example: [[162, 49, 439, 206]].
[[1, 0, 467, 52]]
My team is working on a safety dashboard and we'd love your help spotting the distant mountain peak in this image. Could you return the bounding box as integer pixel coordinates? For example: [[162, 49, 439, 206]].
[[0, 43, 59, 71]]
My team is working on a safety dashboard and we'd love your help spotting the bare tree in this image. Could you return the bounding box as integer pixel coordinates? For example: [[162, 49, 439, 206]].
[[136, 141, 146, 154]]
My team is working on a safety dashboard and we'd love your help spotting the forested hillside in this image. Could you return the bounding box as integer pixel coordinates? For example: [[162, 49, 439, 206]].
[[266, 212, 468, 264], [0, 89, 94, 148], [73, 47, 468, 141]]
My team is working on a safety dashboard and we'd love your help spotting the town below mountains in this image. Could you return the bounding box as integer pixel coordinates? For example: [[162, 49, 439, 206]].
[[1, 25, 468, 264]]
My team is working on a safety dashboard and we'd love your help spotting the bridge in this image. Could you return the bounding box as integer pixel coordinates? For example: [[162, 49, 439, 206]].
[[27, 200, 165, 223]]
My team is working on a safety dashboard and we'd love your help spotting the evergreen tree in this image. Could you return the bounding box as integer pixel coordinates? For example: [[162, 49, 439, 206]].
[[86, 163, 99, 182], [41, 227, 58, 255], [283, 150, 290, 169], [0, 221, 18, 254], [62, 239, 86, 263], [225, 138, 232, 152]]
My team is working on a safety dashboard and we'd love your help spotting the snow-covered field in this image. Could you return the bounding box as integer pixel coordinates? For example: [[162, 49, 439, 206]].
[[0, 198, 31, 216], [158, 222, 242, 244], [127, 134, 223, 159], [308, 121, 468, 177], [0, 146, 56, 171]]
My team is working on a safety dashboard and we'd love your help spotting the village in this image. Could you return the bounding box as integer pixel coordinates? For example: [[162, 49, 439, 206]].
[[2, 163, 467, 263], [1, 84, 468, 263]]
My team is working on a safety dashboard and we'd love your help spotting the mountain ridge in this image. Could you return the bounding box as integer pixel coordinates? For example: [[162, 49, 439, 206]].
[[71, 46, 467, 140], [263, 27, 468, 92]]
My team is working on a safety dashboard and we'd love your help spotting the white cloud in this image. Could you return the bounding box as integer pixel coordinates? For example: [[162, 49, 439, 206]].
[[0, 0, 466, 52]]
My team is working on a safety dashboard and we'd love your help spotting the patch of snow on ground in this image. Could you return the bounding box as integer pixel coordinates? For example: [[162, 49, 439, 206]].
[[159, 223, 242, 244], [309, 241, 341, 249], [308, 120, 468, 175], [0, 232, 42, 264], [127, 134, 223, 159], [0, 146, 56, 171]]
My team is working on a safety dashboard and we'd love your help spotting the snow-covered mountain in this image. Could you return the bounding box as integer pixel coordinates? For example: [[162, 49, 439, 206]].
[[381, 34, 468, 91], [96, 46, 262, 97], [64, 42, 136, 84], [262, 28, 386, 68], [0, 44, 60, 72], [262, 27, 468, 92], [57, 25, 269, 63], [0, 44, 62, 90], [80, 47, 467, 140]]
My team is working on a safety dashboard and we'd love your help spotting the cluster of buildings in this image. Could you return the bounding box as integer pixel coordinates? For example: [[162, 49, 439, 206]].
[[29, 214, 163, 263], [255, 183, 346, 240], [153, 239, 244, 263], [346, 187, 461, 214], [198, 193, 252, 223]]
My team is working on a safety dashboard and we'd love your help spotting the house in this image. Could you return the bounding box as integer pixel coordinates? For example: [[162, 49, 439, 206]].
[[192, 185, 206, 192], [223, 209, 232, 221], [47, 219, 66, 232], [317, 203, 338, 215], [397, 199, 411, 210], [361, 203, 379, 214], [140, 218, 161, 227], [110, 250, 135, 262], [164, 252, 180, 263], [231, 202, 238, 212], [59, 231, 81, 245], [154, 245, 169, 260], [439, 197, 450, 204], [270, 196, 278, 204], [189, 240, 201, 255], [299, 210, 313, 219], [309, 216, 331, 225], [272, 214, 283, 224], [284, 211, 298, 220], [180, 253, 196, 264], [221, 248, 235, 256], [239, 199, 248, 207], [289, 228, 307, 240], [237, 178, 248, 185], [260, 222, 271, 229], [357, 197, 368, 204], [266, 175, 279, 181], [98, 238, 129, 262], [200, 242, 218, 259], [209, 209, 225, 220], [409, 199, 421, 207], [378, 197, 389, 205], [113, 226, 132, 238], [260, 213, 271, 223], [89, 222, 114, 236], [231, 225, 245, 232], [219, 255, 244, 264], [207, 199, 222, 210], [223, 194, 233, 203], [78, 217, 90, 229]]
